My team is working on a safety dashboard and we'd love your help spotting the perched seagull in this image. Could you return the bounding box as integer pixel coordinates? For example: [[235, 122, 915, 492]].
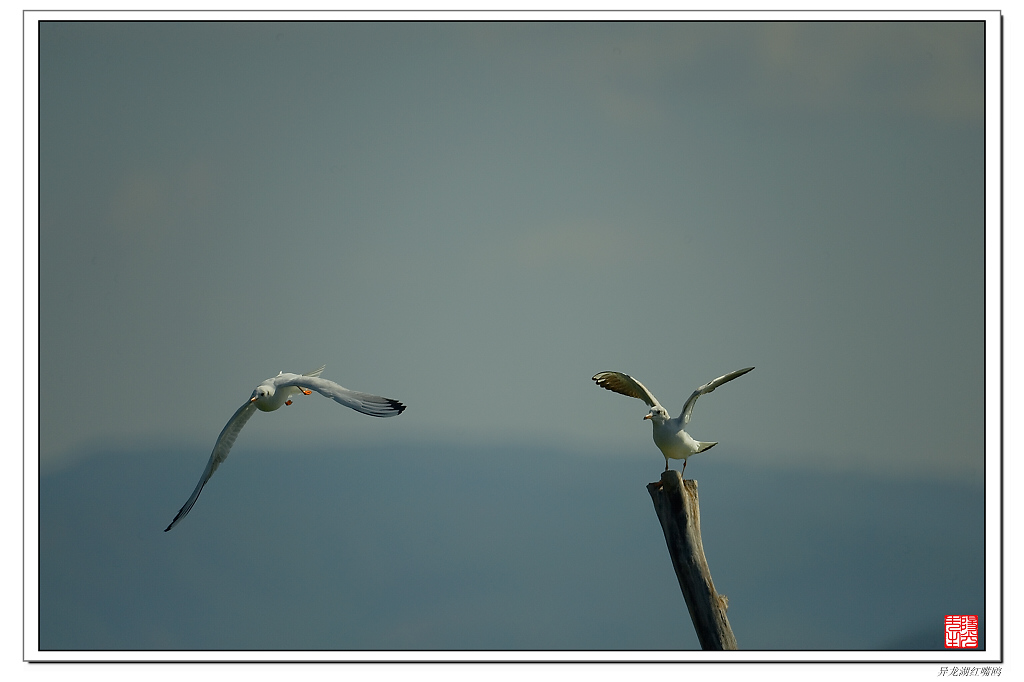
[[592, 367, 754, 478], [165, 365, 406, 531]]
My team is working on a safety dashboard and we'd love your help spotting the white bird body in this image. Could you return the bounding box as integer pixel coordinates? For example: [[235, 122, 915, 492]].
[[165, 365, 406, 531], [251, 373, 310, 412], [651, 419, 712, 462], [592, 367, 754, 476]]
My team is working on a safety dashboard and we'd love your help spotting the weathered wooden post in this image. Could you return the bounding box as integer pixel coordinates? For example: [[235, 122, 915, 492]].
[[647, 470, 738, 650]]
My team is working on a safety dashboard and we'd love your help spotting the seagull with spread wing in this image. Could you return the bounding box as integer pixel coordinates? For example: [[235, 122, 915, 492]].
[[592, 367, 754, 477], [165, 365, 406, 531]]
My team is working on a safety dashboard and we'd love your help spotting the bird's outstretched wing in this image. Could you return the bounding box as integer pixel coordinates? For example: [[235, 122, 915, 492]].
[[592, 371, 662, 408], [680, 366, 755, 425], [279, 375, 407, 418], [303, 364, 326, 378], [164, 400, 259, 532]]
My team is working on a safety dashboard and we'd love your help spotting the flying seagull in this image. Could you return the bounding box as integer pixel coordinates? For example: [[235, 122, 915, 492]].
[[165, 365, 406, 531], [592, 367, 754, 477]]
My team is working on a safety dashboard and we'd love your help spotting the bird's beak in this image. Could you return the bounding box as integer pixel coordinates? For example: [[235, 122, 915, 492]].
[[643, 414, 652, 421], [250, 396, 258, 403]]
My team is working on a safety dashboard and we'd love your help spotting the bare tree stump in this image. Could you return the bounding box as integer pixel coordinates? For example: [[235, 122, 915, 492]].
[[647, 470, 738, 650]]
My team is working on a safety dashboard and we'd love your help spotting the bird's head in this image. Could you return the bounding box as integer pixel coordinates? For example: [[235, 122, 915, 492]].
[[644, 405, 670, 423], [250, 383, 275, 404]]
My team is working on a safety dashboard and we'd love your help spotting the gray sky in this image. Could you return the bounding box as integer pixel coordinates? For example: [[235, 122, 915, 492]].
[[35, 19, 992, 658], [39, 21, 986, 480]]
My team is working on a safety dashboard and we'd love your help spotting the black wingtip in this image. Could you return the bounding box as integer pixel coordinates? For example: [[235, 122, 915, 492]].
[[390, 399, 407, 415]]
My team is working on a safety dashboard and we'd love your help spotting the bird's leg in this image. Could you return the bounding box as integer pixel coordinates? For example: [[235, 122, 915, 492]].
[[681, 459, 687, 481], [651, 458, 669, 488], [286, 386, 313, 406]]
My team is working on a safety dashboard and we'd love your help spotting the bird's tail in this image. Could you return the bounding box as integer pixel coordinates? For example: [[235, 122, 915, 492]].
[[697, 441, 718, 453]]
